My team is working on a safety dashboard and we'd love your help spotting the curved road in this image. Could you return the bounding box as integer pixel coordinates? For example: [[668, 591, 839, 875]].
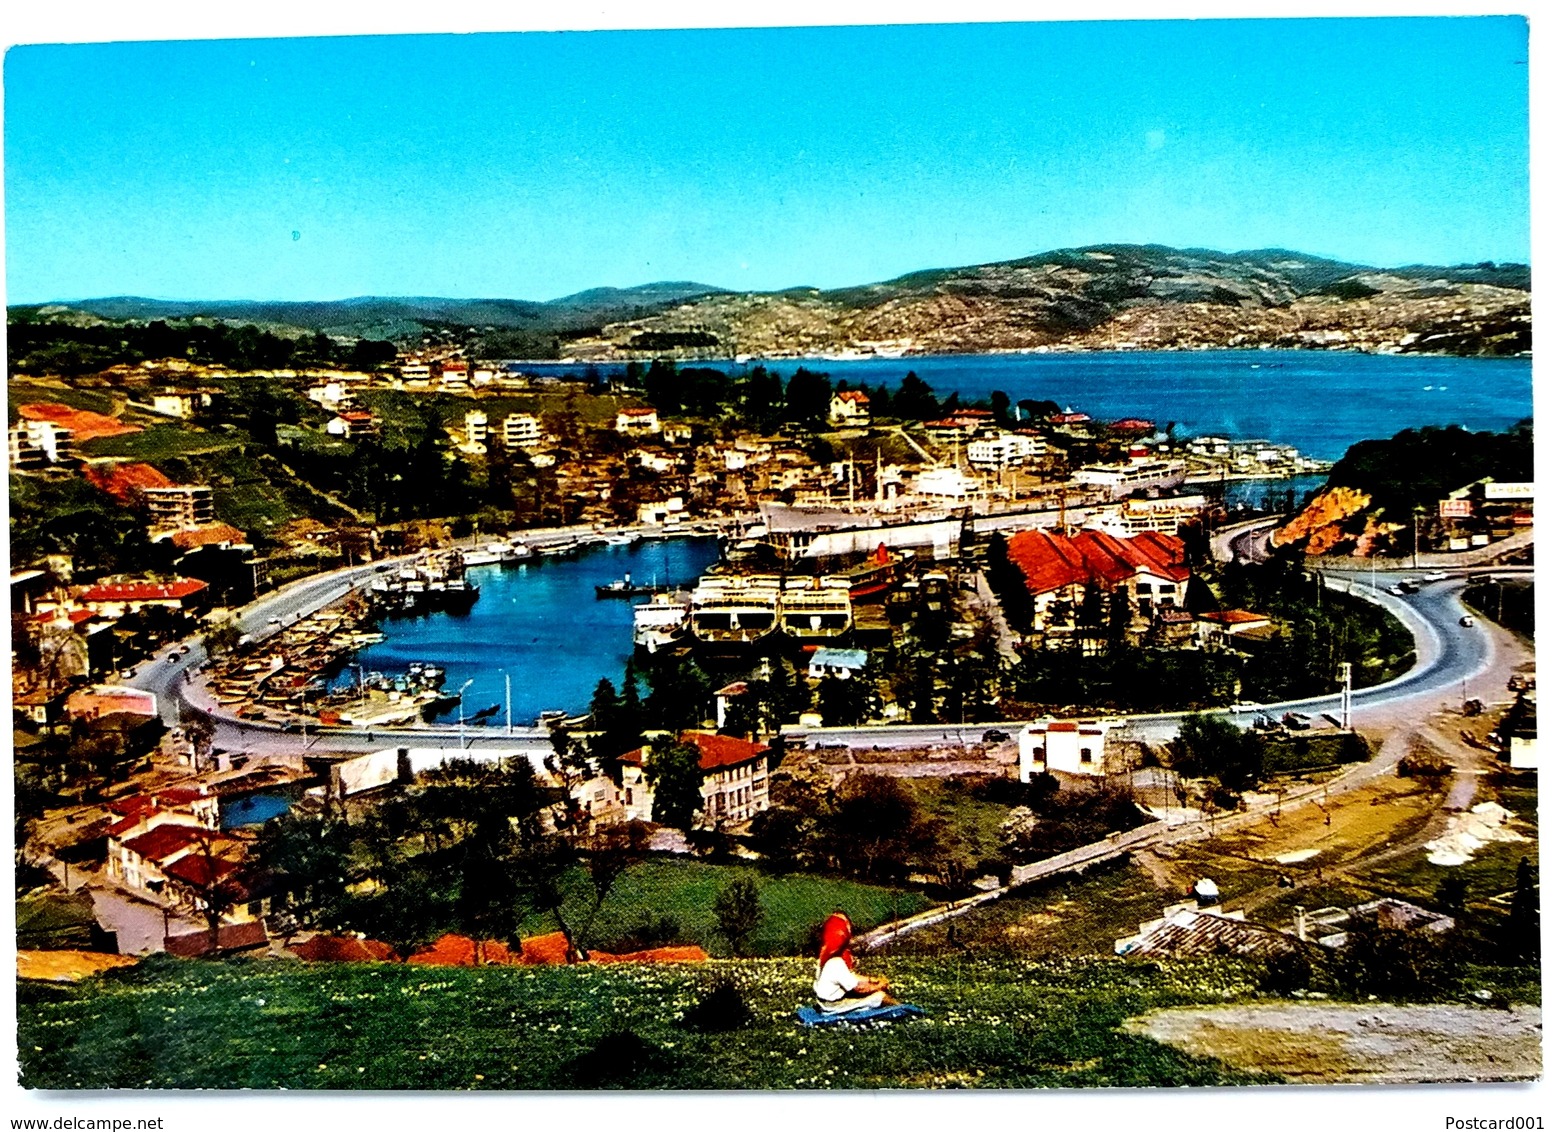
[[133, 541, 1529, 758]]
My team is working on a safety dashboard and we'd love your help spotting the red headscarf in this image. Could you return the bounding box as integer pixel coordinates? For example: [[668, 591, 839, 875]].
[[818, 912, 854, 970]]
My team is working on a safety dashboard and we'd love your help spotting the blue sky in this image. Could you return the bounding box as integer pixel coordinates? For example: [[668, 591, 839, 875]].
[[2, 17, 1530, 303]]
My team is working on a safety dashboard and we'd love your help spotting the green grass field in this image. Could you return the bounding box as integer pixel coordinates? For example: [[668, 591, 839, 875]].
[[79, 426, 241, 460], [7, 379, 119, 421], [17, 954, 1279, 1089], [522, 858, 931, 957]]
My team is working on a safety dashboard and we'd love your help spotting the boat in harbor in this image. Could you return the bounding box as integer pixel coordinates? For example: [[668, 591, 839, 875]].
[[605, 533, 637, 546], [835, 543, 905, 600], [596, 571, 667, 598], [633, 592, 691, 653], [368, 551, 479, 614], [461, 541, 522, 566], [689, 574, 781, 650], [780, 576, 854, 641]]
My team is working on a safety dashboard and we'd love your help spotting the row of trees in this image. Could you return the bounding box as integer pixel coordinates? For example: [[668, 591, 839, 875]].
[[10, 316, 396, 377]]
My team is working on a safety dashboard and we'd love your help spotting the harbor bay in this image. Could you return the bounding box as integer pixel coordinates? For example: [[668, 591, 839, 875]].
[[339, 536, 720, 727]]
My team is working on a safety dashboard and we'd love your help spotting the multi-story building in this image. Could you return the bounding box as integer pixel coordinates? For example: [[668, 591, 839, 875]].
[[1017, 718, 1114, 779], [1003, 528, 1191, 639], [616, 407, 661, 436], [142, 485, 215, 530], [968, 431, 1044, 469], [8, 420, 74, 469], [464, 410, 489, 446], [502, 413, 543, 449]]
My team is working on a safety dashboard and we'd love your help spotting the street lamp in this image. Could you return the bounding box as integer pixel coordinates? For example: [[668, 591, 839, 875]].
[[458, 678, 474, 749]]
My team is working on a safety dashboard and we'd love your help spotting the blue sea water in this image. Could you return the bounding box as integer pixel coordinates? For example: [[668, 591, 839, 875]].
[[363, 351, 1531, 717], [342, 538, 720, 728], [526, 350, 1532, 462]]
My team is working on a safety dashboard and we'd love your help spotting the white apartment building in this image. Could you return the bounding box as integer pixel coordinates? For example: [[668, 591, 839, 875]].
[[502, 413, 543, 449], [968, 431, 1044, 469]]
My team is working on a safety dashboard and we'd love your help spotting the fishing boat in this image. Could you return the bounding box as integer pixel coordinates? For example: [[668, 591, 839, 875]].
[[836, 543, 904, 600]]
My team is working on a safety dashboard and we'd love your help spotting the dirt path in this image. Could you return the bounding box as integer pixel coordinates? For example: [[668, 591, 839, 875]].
[[1125, 1002, 1542, 1083]]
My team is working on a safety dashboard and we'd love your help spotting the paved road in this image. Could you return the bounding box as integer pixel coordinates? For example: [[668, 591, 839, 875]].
[[135, 532, 1529, 759]]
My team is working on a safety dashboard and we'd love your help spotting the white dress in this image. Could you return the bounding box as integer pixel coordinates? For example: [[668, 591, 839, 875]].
[[813, 955, 886, 1014]]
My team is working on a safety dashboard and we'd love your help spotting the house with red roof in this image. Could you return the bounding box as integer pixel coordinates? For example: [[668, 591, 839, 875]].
[[615, 406, 661, 436], [610, 731, 772, 828], [828, 389, 871, 425], [1004, 528, 1191, 642], [1018, 718, 1116, 779], [77, 577, 209, 617]]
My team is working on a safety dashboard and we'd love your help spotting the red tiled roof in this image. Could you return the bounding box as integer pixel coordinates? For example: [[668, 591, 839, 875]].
[[619, 407, 658, 416], [1047, 722, 1078, 732], [619, 747, 645, 767], [1111, 418, 1155, 432], [80, 578, 208, 603], [1005, 529, 1189, 596], [164, 853, 242, 887], [1048, 411, 1091, 424], [682, 731, 769, 771], [120, 823, 207, 863], [340, 410, 376, 422], [1198, 609, 1270, 625], [169, 523, 248, 551], [924, 418, 974, 429], [19, 403, 140, 442], [67, 609, 98, 624], [835, 390, 870, 404], [292, 935, 399, 963]]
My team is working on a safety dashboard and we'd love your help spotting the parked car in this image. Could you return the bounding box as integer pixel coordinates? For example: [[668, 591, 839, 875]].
[[118, 668, 136, 679], [166, 653, 179, 664], [1387, 584, 1406, 596], [1459, 614, 1476, 627], [982, 729, 1011, 744], [1282, 711, 1312, 730]]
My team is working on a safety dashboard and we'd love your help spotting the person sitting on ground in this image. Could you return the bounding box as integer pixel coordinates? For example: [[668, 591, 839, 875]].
[[812, 911, 897, 1014]]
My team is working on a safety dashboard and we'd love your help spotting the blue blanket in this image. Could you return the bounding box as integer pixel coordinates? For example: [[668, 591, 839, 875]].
[[796, 1003, 925, 1027]]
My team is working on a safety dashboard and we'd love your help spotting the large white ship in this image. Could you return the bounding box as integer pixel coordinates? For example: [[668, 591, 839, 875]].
[[689, 574, 782, 649], [1070, 458, 1189, 500], [633, 592, 691, 653], [779, 576, 854, 641]]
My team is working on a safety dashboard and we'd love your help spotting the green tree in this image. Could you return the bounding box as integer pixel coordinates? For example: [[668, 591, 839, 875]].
[[712, 877, 764, 956], [1506, 856, 1540, 964], [1170, 713, 1264, 793], [647, 740, 705, 832]]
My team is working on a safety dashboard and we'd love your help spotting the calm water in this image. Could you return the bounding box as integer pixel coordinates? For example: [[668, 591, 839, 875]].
[[343, 538, 720, 726], [525, 350, 1532, 461]]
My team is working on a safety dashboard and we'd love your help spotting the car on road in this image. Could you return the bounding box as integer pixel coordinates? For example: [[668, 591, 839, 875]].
[[178, 644, 191, 654], [1459, 614, 1476, 627], [118, 668, 136, 679], [267, 616, 282, 625], [982, 729, 1011, 744], [1387, 584, 1406, 596], [166, 653, 179, 664], [1423, 571, 1449, 582], [1282, 711, 1312, 730]]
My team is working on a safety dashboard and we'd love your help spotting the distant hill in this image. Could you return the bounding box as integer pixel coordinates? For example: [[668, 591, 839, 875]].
[[10, 245, 1529, 359], [11, 282, 728, 341], [560, 244, 1530, 360]]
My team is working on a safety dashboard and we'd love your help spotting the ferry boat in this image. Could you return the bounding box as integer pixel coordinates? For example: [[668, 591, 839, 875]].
[[780, 576, 854, 641], [461, 541, 521, 566], [633, 592, 691, 653], [690, 574, 781, 650]]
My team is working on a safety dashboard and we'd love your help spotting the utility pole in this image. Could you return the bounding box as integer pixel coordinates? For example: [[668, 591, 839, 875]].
[[1339, 662, 1352, 731], [505, 672, 512, 736]]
